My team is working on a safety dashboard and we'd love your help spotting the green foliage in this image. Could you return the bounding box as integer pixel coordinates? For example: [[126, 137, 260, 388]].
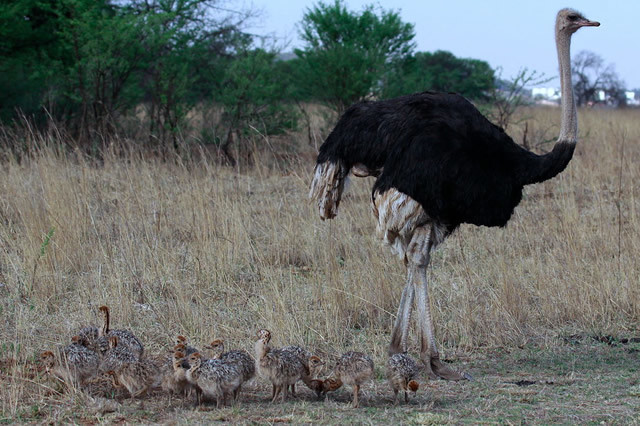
[[382, 50, 495, 100], [295, 0, 415, 113], [55, 0, 146, 139], [0, 0, 258, 150], [0, 0, 70, 122], [215, 47, 299, 165], [39, 228, 55, 257], [1, 0, 503, 161]]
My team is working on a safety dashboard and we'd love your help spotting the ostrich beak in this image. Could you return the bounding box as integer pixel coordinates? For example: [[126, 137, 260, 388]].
[[580, 19, 600, 27]]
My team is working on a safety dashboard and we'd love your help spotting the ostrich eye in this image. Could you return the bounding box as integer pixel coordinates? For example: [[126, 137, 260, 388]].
[[568, 15, 579, 21]]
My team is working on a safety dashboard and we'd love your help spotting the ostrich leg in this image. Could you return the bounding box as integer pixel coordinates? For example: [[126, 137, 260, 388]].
[[388, 268, 415, 356], [409, 226, 470, 381]]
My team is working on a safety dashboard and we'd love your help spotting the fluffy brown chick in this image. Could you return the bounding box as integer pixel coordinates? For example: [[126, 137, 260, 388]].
[[280, 346, 325, 396], [175, 335, 199, 356], [161, 350, 191, 395], [40, 336, 100, 385], [186, 352, 242, 408], [205, 339, 255, 384], [387, 353, 420, 404], [98, 335, 138, 373], [254, 329, 307, 402], [325, 351, 374, 408], [96, 306, 144, 359], [111, 356, 161, 399]]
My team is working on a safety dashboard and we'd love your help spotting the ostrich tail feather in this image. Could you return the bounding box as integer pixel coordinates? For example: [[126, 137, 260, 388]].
[[309, 161, 348, 220]]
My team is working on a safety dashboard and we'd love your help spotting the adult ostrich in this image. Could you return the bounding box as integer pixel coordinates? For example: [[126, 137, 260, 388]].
[[309, 9, 599, 380]]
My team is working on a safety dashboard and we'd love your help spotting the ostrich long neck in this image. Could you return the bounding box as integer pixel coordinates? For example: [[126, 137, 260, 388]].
[[557, 29, 576, 142], [521, 25, 577, 185], [254, 339, 269, 359], [100, 310, 110, 336]]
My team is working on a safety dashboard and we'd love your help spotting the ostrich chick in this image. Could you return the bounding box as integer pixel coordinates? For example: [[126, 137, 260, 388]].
[[387, 353, 420, 404], [112, 359, 160, 398], [280, 346, 325, 396], [162, 350, 192, 395], [99, 335, 138, 372], [176, 335, 200, 356], [186, 352, 242, 408], [40, 336, 100, 385], [76, 326, 99, 351], [205, 339, 256, 388], [96, 305, 144, 359], [324, 351, 374, 408], [254, 329, 308, 402], [102, 336, 161, 398]]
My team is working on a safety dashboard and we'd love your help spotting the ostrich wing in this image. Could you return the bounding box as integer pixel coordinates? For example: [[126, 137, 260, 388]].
[[370, 96, 533, 230]]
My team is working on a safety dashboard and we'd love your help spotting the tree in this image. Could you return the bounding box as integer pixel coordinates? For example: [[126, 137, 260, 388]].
[[215, 47, 298, 165], [0, 0, 257, 152], [295, 0, 415, 114], [572, 50, 625, 106], [382, 50, 494, 100], [0, 0, 75, 124], [56, 0, 146, 143]]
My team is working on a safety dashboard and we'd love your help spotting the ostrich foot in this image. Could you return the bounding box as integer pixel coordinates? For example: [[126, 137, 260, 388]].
[[422, 355, 472, 381]]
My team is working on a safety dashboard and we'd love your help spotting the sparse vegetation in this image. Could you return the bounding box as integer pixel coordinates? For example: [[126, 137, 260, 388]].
[[0, 106, 638, 422]]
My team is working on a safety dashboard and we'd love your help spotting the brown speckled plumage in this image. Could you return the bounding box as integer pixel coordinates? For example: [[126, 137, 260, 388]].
[[161, 351, 192, 395], [186, 352, 242, 408], [254, 329, 308, 402], [387, 353, 420, 404], [97, 306, 144, 359], [99, 336, 138, 373], [98, 336, 160, 398], [40, 337, 100, 385], [326, 351, 374, 408], [112, 359, 161, 398]]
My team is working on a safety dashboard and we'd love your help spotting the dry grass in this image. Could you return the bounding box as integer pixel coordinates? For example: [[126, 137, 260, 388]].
[[0, 107, 639, 422]]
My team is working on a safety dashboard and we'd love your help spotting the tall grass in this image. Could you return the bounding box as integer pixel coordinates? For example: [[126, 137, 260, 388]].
[[0, 107, 638, 386]]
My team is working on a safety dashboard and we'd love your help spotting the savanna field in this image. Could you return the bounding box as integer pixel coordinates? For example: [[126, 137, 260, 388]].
[[1, 107, 639, 423]]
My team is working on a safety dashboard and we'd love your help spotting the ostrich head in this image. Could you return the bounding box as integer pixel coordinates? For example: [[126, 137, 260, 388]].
[[308, 355, 325, 375], [204, 339, 225, 359], [256, 329, 271, 342], [98, 305, 110, 317], [408, 379, 419, 393], [322, 377, 343, 392], [188, 352, 202, 371], [175, 335, 187, 345], [70, 335, 86, 346], [173, 351, 186, 369], [556, 8, 599, 35], [40, 351, 55, 370]]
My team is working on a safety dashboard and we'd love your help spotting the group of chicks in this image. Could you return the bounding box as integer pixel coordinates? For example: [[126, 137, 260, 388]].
[[41, 306, 423, 408]]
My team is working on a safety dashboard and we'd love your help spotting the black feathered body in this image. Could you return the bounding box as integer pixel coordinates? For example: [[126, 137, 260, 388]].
[[313, 91, 575, 230]]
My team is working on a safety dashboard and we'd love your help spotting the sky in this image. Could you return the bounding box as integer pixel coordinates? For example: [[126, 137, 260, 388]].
[[242, 0, 640, 90]]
